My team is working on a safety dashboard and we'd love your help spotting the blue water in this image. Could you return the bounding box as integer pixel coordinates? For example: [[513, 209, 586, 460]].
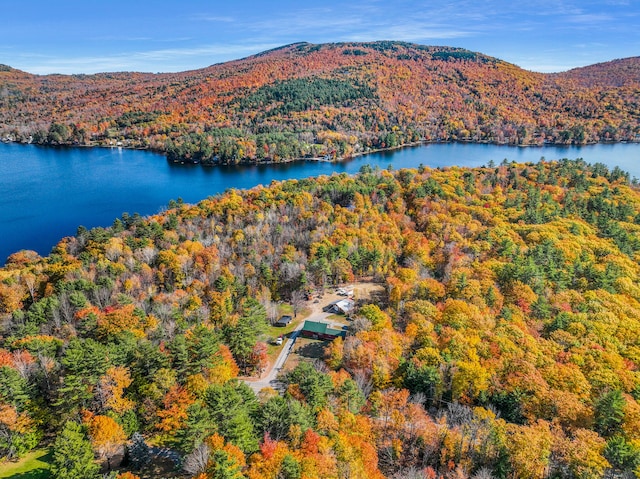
[[1, 142, 639, 263]]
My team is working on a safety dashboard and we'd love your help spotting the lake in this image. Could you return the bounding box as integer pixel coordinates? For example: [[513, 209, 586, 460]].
[[1, 141, 639, 264]]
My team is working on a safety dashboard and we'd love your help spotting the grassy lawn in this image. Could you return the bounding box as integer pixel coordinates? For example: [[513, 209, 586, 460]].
[[0, 449, 52, 479], [325, 313, 351, 325], [263, 306, 311, 364]]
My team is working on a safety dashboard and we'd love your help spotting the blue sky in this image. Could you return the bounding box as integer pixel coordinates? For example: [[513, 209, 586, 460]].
[[2, 0, 638, 75]]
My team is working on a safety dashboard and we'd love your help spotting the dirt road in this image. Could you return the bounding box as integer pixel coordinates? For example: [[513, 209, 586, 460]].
[[243, 306, 336, 394], [242, 282, 383, 394]]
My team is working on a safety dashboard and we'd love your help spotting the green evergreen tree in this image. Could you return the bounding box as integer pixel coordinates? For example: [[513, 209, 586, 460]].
[[256, 396, 313, 442], [595, 389, 626, 437], [51, 421, 100, 479], [0, 366, 30, 410], [205, 382, 259, 453], [284, 362, 333, 410], [223, 299, 267, 372], [55, 338, 109, 416], [279, 454, 302, 479], [176, 402, 214, 454], [207, 448, 246, 479], [604, 435, 640, 470]]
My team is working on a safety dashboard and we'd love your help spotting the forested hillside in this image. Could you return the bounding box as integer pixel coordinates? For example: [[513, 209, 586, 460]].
[[1, 42, 639, 163], [2, 159, 640, 478]]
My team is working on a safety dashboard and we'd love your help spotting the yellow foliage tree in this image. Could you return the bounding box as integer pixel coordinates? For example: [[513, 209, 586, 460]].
[[98, 366, 134, 414], [83, 412, 126, 470], [504, 420, 553, 479]]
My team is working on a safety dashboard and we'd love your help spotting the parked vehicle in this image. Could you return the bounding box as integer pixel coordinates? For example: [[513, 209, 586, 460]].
[[337, 287, 353, 296]]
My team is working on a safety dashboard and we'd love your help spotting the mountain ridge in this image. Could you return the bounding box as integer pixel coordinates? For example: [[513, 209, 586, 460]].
[[4, 43, 636, 80], [1, 41, 639, 162]]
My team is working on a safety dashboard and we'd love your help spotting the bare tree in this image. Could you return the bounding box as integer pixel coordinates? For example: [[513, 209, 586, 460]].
[[153, 302, 174, 323], [443, 402, 474, 428], [349, 316, 372, 334], [256, 285, 272, 311], [13, 351, 34, 380], [313, 358, 329, 373], [163, 319, 177, 341], [135, 246, 158, 265], [389, 467, 428, 479], [291, 289, 305, 318], [183, 443, 210, 476], [267, 302, 279, 325], [92, 286, 112, 309], [124, 255, 136, 271], [471, 468, 496, 479], [37, 354, 56, 396], [47, 309, 62, 334], [353, 370, 374, 399], [58, 294, 75, 324], [21, 272, 37, 302], [409, 392, 428, 406]]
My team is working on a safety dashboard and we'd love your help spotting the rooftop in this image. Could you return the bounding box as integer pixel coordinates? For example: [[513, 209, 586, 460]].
[[302, 320, 345, 337]]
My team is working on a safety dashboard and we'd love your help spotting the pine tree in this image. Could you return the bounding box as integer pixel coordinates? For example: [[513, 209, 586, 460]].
[[51, 421, 100, 479]]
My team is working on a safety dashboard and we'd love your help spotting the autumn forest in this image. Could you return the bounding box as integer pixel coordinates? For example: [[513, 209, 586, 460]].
[[1, 41, 640, 164], [2, 158, 640, 478], [3, 40, 640, 479]]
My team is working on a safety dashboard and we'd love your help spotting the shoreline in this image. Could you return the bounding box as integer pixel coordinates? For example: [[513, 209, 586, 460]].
[[2, 140, 640, 265], [3, 137, 636, 167]]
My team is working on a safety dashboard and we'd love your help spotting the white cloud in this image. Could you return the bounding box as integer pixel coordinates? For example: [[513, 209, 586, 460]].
[[190, 14, 235, 23], [344, 23, 472, 42], [518, 62, 576, 73], [237, 6, 476, 46], [567, 13, 613, 24], [6, 0, 639, 75], [14, 42, 281, 75]]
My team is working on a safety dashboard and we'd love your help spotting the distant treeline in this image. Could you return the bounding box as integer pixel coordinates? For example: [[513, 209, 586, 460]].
[[1, 41, 639, 162]]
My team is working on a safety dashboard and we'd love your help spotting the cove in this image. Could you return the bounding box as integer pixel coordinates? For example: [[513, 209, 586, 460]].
[[1, 141, 639, 264]]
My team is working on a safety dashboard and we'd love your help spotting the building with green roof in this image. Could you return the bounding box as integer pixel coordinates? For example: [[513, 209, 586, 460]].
[[300, 320, 346, 340]]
